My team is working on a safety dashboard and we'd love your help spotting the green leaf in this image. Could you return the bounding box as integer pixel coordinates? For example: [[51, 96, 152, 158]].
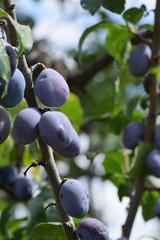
[[0, 39, 10, 96], [141, 191, 159, 221], [80, 0, 102, 15], [30, 222, 66, 240], [59, 93, 84, 132], [105, 24, 132, 61], [77, 21, 111, 67], [123, 7, 144, 24], [129, 141, 152, 179], [0, 8, 33, 57], [102, 0, 125, 14], [125, 94, 141, 119], [103, 150, 125, 174]]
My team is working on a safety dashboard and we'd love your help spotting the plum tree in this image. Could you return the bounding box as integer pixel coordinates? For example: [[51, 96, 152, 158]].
[[35, 68, 69, 107], [155, 197, 160, 218], [12, 107, 41, 144], [55, 127, 81, 158], [146, 149, 160, 177], [76, 218, 109, 240], [39, 111, 73, 150], [0, 68, 26, 108], [129, 43, 152, 77], [122, 121, 145, 150], [59, 179, 89, 218], [13, 177, 33, 201], [0, 106, 10, 144]]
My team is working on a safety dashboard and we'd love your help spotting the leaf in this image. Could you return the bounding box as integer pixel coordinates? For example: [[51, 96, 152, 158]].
[[30, 222, 66, 240], [141, 191, 159, 221], [77, 21, 111, 67], [105, 24, 132, 61], [103, 150, 125, 174], [59, 93, 84, 132], [125, 94, 141, 119], [0, 39, 10, 96], [102, 0, 125, 14], [0, 8, 33, 57], [123, 7, 144, 24], [80, 0, 102, 15], [129, 141, 152, 179]]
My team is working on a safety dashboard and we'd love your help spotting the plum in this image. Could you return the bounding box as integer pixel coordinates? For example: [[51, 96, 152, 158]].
[[76, 217, 109, 240], [35, 68, 69, 107], [122, 121, 145, 150], [59, 179, 89, 218], [129, 43, 151, 77]]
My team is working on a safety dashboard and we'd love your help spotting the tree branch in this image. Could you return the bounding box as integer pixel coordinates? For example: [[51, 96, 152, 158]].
[[2, 1, 77, 239], [123, 0, 160, 238]]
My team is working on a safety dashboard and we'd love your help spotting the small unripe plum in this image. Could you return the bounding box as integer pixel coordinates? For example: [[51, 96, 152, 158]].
[[129, 43, 151, 77], [39, 111, 73, 150], [0, 106, 10, 144], [76, 218, 109, 240], [0, 69, 26, 108], [59, 179, 89, 218], [12, 108, 41, 145], [13, 177, 33, 201], [155, 197, 160, 218], [35, 68, 69, 107], [146, 149, 160, 178], [55, 127, 81, 158], [122, 121, 145, 150]]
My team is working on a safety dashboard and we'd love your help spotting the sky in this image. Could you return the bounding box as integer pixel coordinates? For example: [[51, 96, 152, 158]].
[[14, 0, 156, 60], [14, 1, 159, 239]]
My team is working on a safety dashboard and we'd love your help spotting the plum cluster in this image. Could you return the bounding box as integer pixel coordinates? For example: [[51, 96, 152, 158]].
[[11, 67, 81, 158], [0, 165, 33, 201], [0, 27, 26, 108], [59, 178, 110, 239]]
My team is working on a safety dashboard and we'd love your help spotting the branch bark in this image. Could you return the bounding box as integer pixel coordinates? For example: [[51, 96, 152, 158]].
[[123, 0, 160, 238], [2, 1, 77, 239]]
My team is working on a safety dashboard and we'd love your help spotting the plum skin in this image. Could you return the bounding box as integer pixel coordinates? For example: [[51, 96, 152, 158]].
[[146, 149, 160, 178], [129, 43, 151, 77], [39, 111, 73, 150], [0, 165, 18, 187], [35, 68, 69, 107], [59, 179, 89, 218], [13, 177, 33, 201], [0, 68, 26, 108], [122, 121, 145, 150], [5, 42, 18, 77], [55, 127, 81, 158], [12, 107, 41, 145], [0, 106, 10, 144], [76, 218, 109, 240]]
